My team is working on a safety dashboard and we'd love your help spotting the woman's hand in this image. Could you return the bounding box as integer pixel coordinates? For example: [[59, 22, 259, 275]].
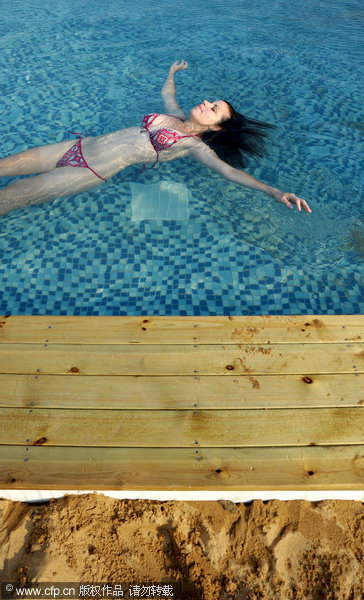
[[169, 59, 188, 74], [271, 189, 312, 213]]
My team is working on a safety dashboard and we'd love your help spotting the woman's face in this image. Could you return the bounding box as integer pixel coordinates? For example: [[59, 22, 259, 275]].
[[189, 100, 231, 129]]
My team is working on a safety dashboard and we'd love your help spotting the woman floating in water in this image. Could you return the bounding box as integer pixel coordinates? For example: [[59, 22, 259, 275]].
[[0, 60, 311, 216]]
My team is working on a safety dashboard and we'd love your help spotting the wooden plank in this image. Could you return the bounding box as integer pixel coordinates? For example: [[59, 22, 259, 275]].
[[0, 315, 363, 345], [0, 445, 363, 490], [0, 343, 362, 375], [1, 407, 363, 447], [0, 373, 362, 409]]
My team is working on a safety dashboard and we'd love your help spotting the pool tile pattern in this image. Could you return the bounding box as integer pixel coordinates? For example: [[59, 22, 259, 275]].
[[0, 0, 363, 315]]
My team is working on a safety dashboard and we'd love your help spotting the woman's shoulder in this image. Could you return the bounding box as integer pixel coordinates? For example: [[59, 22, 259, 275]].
[[142, 112, 185, 126]]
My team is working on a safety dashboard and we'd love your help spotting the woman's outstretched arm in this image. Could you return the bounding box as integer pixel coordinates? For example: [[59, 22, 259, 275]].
[[161, 60, 188, 118], [189, 143, 312, 213]]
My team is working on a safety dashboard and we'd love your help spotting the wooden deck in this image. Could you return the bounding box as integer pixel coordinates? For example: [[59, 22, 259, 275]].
[[0, 315, 363, 491]]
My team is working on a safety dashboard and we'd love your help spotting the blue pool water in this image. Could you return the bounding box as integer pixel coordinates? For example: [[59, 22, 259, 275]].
[[0, 0, 363, 315]]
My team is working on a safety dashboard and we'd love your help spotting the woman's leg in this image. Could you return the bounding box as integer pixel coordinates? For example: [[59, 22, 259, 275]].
[[0, 167, 104, 215], [0, 139, 77, 177]]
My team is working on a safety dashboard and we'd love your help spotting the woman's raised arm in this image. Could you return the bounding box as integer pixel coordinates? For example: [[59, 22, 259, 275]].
[[161, 60, 188, 119], [189, 142, 312, 213]]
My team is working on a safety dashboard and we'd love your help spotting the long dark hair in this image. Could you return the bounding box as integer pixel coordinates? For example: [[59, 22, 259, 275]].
[[200, 100, 276, 168]]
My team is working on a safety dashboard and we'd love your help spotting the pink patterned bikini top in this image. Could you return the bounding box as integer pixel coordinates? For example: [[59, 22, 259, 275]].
[[140, 113, 200, 171]]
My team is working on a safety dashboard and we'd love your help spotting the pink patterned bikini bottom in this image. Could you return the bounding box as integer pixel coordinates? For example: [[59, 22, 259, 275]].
[[56, 133, 106, 182]]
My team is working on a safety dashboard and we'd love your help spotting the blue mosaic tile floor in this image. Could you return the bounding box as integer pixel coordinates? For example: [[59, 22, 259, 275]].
[[0, 0, 363, 315]]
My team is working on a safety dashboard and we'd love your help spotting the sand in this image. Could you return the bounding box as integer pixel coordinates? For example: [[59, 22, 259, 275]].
[[1, 493, 363, 599]]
